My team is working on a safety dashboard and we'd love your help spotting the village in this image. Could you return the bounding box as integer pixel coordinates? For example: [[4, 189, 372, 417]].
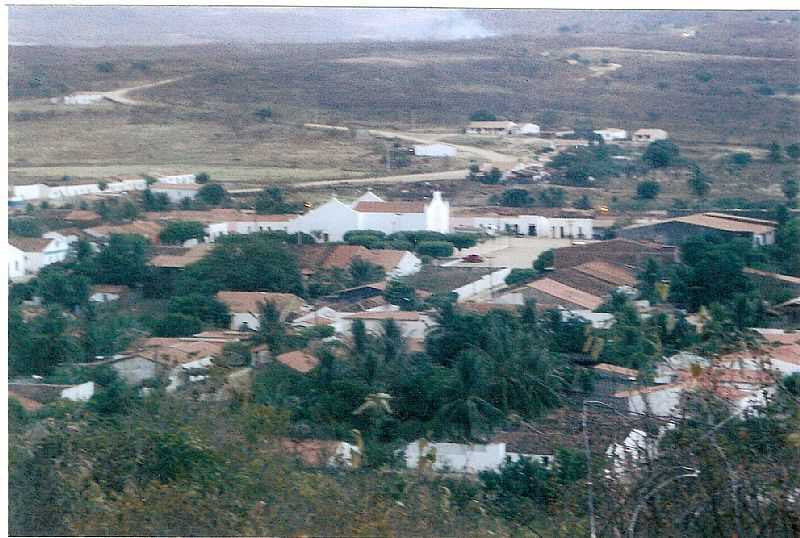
[[8, 119, 800, 480], [7, 7, 800, 536]]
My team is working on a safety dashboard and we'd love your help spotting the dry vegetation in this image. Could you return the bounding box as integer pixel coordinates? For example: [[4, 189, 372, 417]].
[[8, 12, 800, 199]]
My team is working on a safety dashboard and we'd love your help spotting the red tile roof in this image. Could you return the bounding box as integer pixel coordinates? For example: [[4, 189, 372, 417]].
[[215, 291, 306, 317], [527, 278, 603, 310], [275, 350, 319, 373], [573, 261, 637, 287], [86, 221, 162, 243], [64, 210, 101, 221], [150, 243, 212, 268], [8, 236, 53, 252]]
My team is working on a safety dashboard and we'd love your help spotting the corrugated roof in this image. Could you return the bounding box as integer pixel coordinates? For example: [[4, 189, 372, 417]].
[[345, 310, 421, 321], [527, 278, 603, 310], [353, 201, 425, 213], [671, 213, 775, 234]]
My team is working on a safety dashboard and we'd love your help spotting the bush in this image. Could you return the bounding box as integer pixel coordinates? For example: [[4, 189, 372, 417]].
[[729, 152, 752, 168], [636, 180, 661, 200], [500, 189, 533, 207], [642, 140, 680, 168], [168, 294, 230, 326], [197, 184, 226, 205], [572, 194, 593, 210], [159, 221, 206, 245], [151, 313, 203, 337], [446, 233, 478, 250], [255, 107, 273, 121], [95, 62, 114, 73], [469, 110, 496, 121], [195, 172, 210, 184], [344, 230, 387, 249], [506, 268, 537, 287], [416, 241, 454, 258], [534, 250, 555, 272], [694, 70, 713, 83], [538, 187, 566, 208], [9, 218, 43, 237], [786, 143, 800, 160]]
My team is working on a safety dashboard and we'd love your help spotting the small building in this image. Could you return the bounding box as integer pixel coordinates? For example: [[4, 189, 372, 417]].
[[297, 244, 422, 279], [552, 238, 679, 270], [525, 278, 604, 310], [89, 284, 130, 303], [632, 128, 669, 144], [413, 144, 457, 158], [619, 213, 776, 247], [85, 220, 163, 245], [450, 207, 593, 239], [594, 128, 628, 143], [215, 291, 309, 331], [337, 310, 435, 339], [465, 121, 519, 136], [518, 123, 541, 136], [404, 440, 508, 474], [8, 232, 77, 277], [149, 183, 203, 203]]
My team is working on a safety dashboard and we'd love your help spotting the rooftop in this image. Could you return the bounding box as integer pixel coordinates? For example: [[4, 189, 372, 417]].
[[85, 221, 163, 242], [215, 291, 306, 316], [345, 310, 422, 321], [527, 278, 604, 310], [667, 213, 776, 234], [353, 201, 426, 214], [275, 350, 319, 373], [8, 236, 53, 252], [467, 120, 517, 129], [150, 243, 213, 268]]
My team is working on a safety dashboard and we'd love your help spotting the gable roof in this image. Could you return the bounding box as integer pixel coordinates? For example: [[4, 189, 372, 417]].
[[527, 278, 603, 310], [8, 236, 53, 252], [345, 310, 421, 321], [85, 221, 162, 243], [668, 213, 775, 234], [573, 261, 637, 287], [353, 201, 425, 214], [215, 291, 306, 316], [298, 244, 410, 273], [150, 243, 212, 268]]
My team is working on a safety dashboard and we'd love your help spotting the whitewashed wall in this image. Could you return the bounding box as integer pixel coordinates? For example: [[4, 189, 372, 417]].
[[454, 268, 512, 302]]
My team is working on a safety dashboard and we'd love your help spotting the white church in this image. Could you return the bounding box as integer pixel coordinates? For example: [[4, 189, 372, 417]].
[[286, 190, 450, 241]]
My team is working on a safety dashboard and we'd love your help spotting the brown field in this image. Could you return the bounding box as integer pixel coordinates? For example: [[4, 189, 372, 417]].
[[8, 12, 799, 202]]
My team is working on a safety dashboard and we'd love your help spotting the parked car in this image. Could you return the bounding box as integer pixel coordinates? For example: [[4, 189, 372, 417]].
[[462, 254, 484, 263]]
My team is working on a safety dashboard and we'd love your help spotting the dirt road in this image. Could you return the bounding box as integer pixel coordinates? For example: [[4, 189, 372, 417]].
[[101, 77, 186, 105], [367, 128, 520, 166], [573, 46, 798, 62], [290, 168, 469, 189]]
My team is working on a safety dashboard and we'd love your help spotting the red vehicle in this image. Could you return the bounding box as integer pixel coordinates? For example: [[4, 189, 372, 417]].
[[462, 254, 484, 263]]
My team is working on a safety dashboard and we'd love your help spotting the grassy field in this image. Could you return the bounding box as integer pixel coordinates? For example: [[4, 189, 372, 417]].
[[8, 12, 799, 202]]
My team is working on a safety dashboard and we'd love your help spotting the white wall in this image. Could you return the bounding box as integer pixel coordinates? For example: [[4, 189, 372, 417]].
[[337, 316, 434, 339], [156, 174, 196, 184], [627, 386, 684, 417], [358, 212, 427, 235], [112, 357, 159, 385], [390, 252, 423, 278], [231, 312, 260, 331], [61, 381, 95, 402], [151, 187, 198, 203], [425, 192, 450, 234], [288, 198, 359, 241], [405, 441, 508, 474], [454, 268, 512, 302], [8, 245, 26, 280]]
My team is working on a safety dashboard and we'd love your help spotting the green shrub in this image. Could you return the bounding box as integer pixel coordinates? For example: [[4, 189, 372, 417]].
[[416, 241, 454, 258], [506, 268, 537, 287]]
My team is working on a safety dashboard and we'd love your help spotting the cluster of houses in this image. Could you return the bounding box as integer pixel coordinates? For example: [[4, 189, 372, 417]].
[[9, 172, 196, 205], [464, 120, 669, 146]]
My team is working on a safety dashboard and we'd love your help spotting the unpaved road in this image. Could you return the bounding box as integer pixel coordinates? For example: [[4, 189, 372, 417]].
[[101, 77, 186, 105], [574, 46, 798, 62], [367, 128, 520, 166], [290, 168, 469, 189]]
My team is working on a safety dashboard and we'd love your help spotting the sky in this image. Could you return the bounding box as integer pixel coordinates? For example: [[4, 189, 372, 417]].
[[8, 6, 498, 47]]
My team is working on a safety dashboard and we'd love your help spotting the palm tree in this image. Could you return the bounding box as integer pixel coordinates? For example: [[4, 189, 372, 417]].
[[437, 351, 502, 441], [381, 319, 405, 363]]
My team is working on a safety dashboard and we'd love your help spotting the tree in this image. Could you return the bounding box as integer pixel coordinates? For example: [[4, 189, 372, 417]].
[[782, 178, 798, 206], [142, 188, 170, 211], [349, 257, 385, 286], [437, 351, 502, 440], [469, 110, 496, 121], [151, 313, 203, 337], [381, 319, 405, 363], [728, 152, 752, 168], [351, 318, 370, 356], [384, 280, 417, 310], [416, 241, 454, 258], [572, 194, 593, 210], [195, 172, 210, 184], [159, 221, 207, 245], [500, 189, 533, 207], [93, 234, 150, 287], [198, 183, 226, 206], [255, 186, 299, 214], [538, 187, 566, 208], [255, 301, 287, 353], [36, 265, 90, 310], [11, 306, 77, 376], [636, 180, 661, 200], [482, 167, 503, 184], [506, 268, 537, 287], [9, 218, 43, 237], [786, 143, 800, 160], [255, 107, 273, 121], [534, 250, 554, 272], [637, 258, 662, 303], [642, 139, 680, 168], [768, 141, 783, 163], [168, 294, 230, 327], [175, 234, 303, 296], [688, 164, 712, 198], [95, 62, 114, 73], [98, 181, 109, 191], [446, 233, 478, 250]]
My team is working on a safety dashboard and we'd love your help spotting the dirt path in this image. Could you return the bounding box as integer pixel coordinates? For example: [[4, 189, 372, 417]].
[[290, 168, 469, 189], [573, 46, 797, 62], [101, 77, 187, 105], [367, 128, 520, 166]]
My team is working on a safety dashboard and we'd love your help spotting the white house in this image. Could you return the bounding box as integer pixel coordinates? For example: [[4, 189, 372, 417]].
[[12, 178, 150, 202], [404, 440, 508, 474], [450, 208, 593, 239], [8, 232, 77, 276], [519, 123, 541, 136], [614, 384, 685, 417], [60, 94, 106, 105], [150, 183, 202, 203], [287, 191, 450, 241], [413, 144, 457, 157], [632, 129, 669, 144], [336, 310, 436, 339], [60, 381, 96, 401], [8, 244, 26, 281], [594, 128, 628, 143], [151, 173, 197, 184], [465, 121, 519, 136]]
